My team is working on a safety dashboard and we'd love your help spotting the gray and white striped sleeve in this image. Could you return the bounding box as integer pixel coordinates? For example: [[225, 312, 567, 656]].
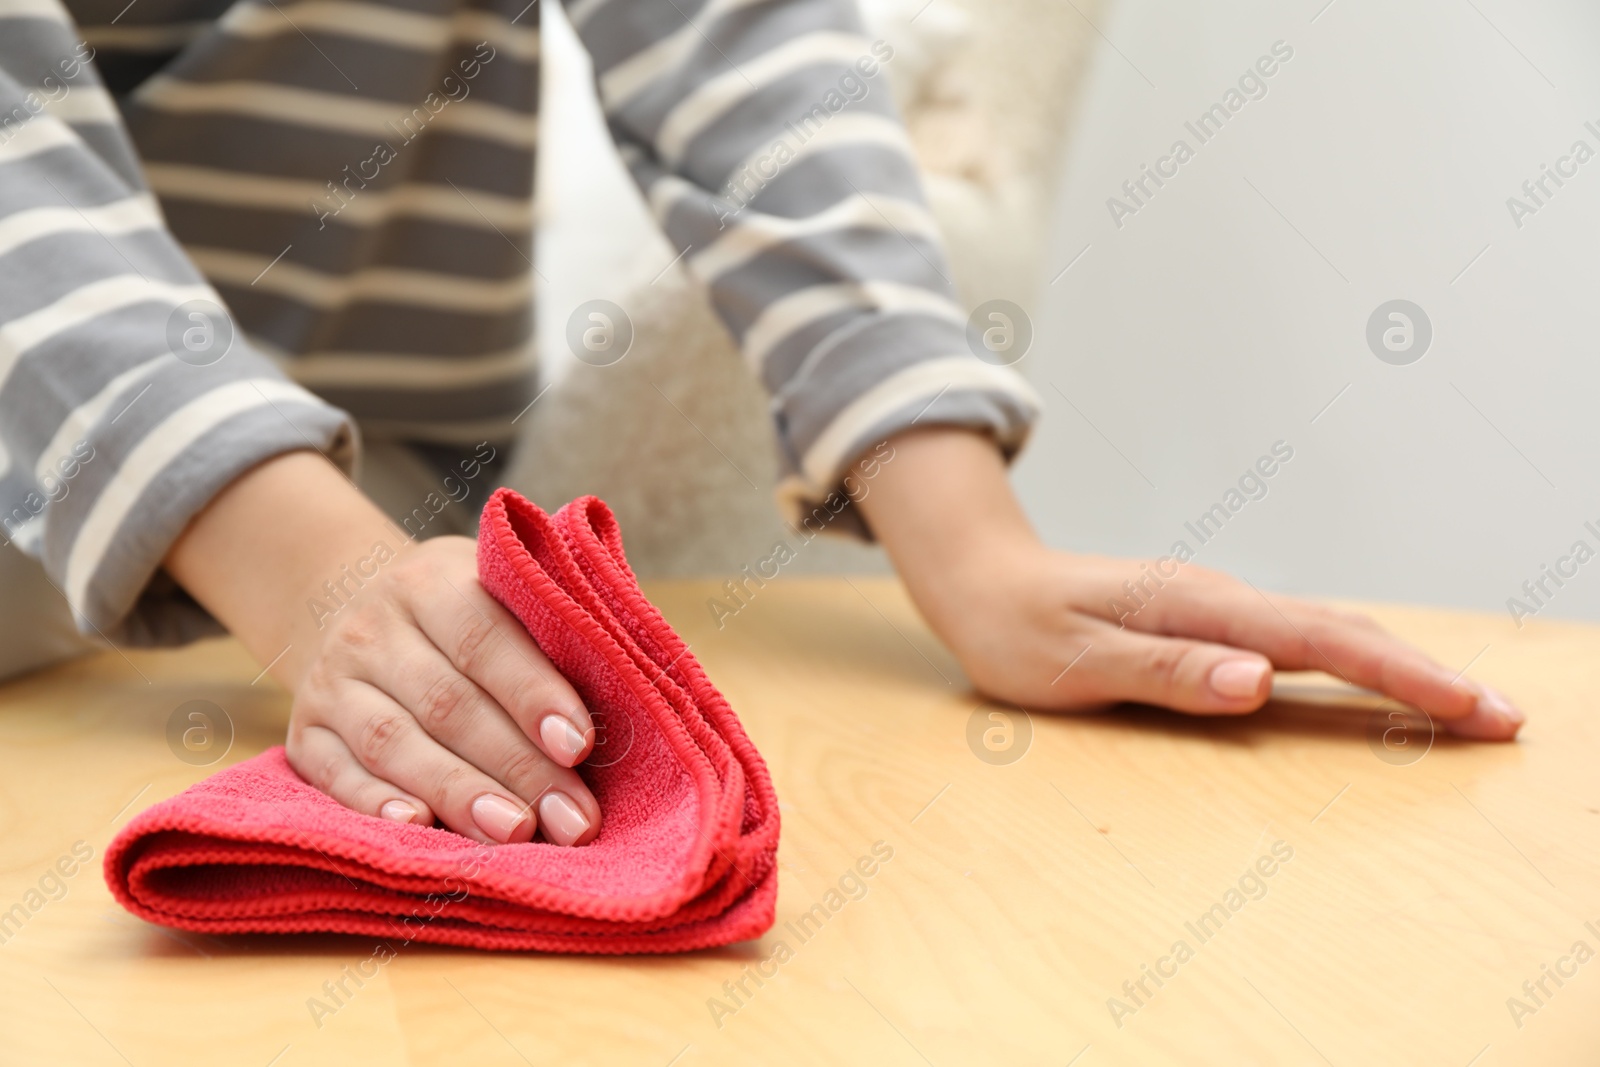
[[564, 0, 1040, 528], [0, 0, 354, 646]]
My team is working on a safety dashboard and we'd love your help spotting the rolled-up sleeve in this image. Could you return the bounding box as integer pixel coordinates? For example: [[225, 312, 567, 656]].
[[564, 0, 1039, 532], [0, 4, 354, 646]]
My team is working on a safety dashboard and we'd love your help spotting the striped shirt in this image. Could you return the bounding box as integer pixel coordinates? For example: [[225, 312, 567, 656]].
[[0, 0, 1038, 645]]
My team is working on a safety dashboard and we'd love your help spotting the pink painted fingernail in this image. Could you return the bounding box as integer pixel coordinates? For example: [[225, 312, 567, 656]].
[[539, 715, 588, 766], [380, 800, 419, 824], [1477, 686, 1525, 726], [537, 792, 591, 847], [471, 794, 533, 844], [1210, 660, 1269, 700]]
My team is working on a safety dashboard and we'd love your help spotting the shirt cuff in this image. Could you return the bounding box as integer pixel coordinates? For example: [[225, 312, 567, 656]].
[[772, 320, 1039, 540], [36, 364, 357, 647]]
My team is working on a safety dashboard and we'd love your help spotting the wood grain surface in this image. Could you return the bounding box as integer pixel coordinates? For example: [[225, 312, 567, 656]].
[[0, 578, 1595, 1066]]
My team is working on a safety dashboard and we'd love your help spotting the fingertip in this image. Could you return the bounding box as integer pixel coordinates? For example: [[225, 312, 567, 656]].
[[537, 790, 599, 847], [1480, 684, 1526, 725], [1443, 686, 1525, 741], [380, 799, 421, 824], [538, 713, 591, 767], [1208, 657, 1273, 708], [470, 793, 536, 844]]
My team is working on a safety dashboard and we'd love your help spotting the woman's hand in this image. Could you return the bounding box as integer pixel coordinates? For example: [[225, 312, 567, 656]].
[[165, 451, 602, 844], [286, 535, 601, 844], [853, 428, 1524, 740]]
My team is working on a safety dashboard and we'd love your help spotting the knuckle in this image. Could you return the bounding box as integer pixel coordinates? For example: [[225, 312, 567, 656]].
[[340, 612, 382, 649], [309, 751, 344, 794], [1335, 607, 1382, 631], [1145, 643, 1202, 691], [357, 710, 409, 766], [433, 761, 474, 803], [344, 777, 386, 814], [1142, 646, 1183, 689], [284, 728, 312, 771], [285, 730, 343, 795], [498, 745, 551, 796], [294, 670, 338, 714], [318, 613, 387, 672], [1284, 631, 1319, 664], [415, 672, 478, 733], [452, 613, 501, 675], [1297, 613, 1339, 645]]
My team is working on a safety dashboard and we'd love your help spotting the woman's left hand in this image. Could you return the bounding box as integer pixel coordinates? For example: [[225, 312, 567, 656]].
[[852, 427, 1523, 740]]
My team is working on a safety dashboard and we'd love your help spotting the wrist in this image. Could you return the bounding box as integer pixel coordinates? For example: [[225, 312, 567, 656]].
[[163, 450, 409, 689], [854, 426, 1043, 618]]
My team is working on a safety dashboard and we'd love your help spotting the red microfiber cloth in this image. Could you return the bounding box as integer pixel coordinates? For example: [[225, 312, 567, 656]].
[[103, 490, 780, 953]]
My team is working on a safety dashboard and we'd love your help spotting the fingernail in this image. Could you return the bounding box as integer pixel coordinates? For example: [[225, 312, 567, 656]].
[[1210, 659, 1270, 700], [471, 793, 533, 844], [539, 715, 588, 766], [537, 792, 591, 847], [380, 800, 419, 824], [1477, 685, 1526, 727]]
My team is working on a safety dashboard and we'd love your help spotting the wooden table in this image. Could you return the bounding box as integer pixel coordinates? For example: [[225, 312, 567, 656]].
[[1, 578, 1597, 1066]]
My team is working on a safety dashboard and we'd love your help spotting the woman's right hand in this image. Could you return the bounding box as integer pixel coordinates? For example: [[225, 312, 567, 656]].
[[285, 534, 602, 846], [164, 450, 601, 846]]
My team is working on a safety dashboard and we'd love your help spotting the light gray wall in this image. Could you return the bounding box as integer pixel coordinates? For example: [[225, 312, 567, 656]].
[[1013, 0, 1600, 623]]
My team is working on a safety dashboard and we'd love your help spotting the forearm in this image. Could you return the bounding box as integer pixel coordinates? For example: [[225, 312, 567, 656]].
[[162, 450, 407, 690]]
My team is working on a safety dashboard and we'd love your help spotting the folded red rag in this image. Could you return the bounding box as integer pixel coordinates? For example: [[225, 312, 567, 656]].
[[104, 490, 780, 953]]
